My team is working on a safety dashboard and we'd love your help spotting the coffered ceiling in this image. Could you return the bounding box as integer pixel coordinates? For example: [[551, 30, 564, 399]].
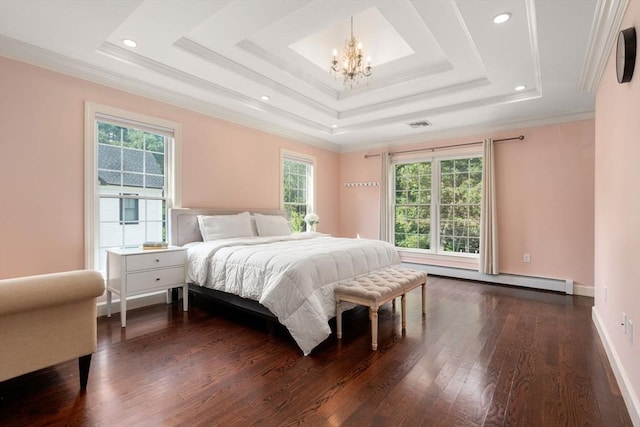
[[0, 0, 603, 151]]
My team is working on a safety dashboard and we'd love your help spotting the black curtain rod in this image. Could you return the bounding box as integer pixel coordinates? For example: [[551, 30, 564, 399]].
[[363, 135, 525, 159]]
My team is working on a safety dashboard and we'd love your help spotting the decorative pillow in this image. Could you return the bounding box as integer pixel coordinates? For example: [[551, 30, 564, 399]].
[[249, 215, 259, 236], [254, 213, 291, 236], [197, 212, 253, 241]]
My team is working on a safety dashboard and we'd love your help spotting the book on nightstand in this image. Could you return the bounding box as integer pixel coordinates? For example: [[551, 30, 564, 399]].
[[142, 241, 169, 250]]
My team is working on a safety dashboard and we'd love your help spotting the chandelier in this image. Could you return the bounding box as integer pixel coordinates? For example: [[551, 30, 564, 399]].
[[330, 17, 372, 88]]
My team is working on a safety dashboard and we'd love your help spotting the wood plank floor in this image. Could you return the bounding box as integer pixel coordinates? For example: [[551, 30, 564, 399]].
[[0, 277, 632, 426]]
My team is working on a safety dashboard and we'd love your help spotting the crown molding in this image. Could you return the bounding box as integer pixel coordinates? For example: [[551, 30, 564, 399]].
[[0, 36, 340, 152], [96, 42, 330, 132], [119, 38, 488, 127], [338, 110, 595, 153], [334, 62, 453, 100], [579, 0, 629, 93], [339, 77, 490, 119], [175, 37, 337, 116], [0, 35, 596, 156], [525, 0, 543, 93], [337, 88, 542, 135], [236, 39, 338, 99], [238, 38, 453, 102]]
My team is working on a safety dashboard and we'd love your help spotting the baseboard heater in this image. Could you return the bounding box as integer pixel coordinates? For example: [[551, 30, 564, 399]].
[[402, 262, 574, 295]]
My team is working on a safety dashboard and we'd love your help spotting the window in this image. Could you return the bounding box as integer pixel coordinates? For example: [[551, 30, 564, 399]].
[[394, 162, 432, 249], [281, 151, 315, 232], [393, 154, 482, 256], [439, 158, 482, 254], [85, 103, 181, 270], [119, 194, 139, 225]]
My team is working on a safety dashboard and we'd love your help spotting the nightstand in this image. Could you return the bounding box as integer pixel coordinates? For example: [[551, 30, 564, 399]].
[[106, 246, 188, 327]]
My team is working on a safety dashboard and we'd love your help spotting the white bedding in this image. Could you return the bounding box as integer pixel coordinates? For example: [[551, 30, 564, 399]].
[[186, 233, 400, 355]]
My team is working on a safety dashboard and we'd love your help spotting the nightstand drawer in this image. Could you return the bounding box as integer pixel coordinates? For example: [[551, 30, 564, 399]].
[[126, 251, 185, 272], [126, 266, 185, 293]]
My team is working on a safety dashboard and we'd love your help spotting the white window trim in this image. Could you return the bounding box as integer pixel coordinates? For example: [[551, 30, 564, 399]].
[[280, 149, 316, 213], [84, 102, 182, 269], [390, 146, 482, 261]]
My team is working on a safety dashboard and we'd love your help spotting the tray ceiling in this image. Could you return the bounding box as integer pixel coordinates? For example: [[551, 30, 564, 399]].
[[0, 0, 600, 151]]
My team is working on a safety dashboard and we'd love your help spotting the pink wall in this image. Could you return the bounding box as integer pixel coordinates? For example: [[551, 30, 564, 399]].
[[339, 120, 595, 288], [0, 57, 340, 279], [594, 0, 640, 418], [339, 151, 382, 240]]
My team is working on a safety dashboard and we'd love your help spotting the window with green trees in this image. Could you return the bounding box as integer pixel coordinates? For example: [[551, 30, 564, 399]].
[[393, 155, 482, 255], [394, 162, 432, 249], [282, 155, 314, 232]]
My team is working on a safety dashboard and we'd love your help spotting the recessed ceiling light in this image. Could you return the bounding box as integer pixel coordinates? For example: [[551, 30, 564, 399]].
[[122, 38, 137, 48], [515, 85, 527, 91], [493, 13, 511, 24], [331, 124, 338, 128], [260, 95, 270, 101]]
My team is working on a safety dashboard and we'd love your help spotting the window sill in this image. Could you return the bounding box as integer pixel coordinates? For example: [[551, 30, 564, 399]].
[[397, 249, 479, 270]]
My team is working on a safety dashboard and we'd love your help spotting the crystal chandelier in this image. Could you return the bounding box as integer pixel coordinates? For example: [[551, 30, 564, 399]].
[[330, 17, 372, 89]]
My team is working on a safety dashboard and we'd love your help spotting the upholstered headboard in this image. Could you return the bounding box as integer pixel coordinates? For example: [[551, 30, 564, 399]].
[[169, 208, 288, 247]]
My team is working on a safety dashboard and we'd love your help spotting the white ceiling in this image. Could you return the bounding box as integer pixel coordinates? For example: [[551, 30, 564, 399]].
[[0, 0, 601, 152]]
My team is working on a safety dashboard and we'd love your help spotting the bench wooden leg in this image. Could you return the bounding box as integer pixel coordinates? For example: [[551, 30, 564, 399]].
[[421, 282, 426, 315], [401, 294, 406, 330], [371, 307, 378, 351], [336, 299, 343, 339]]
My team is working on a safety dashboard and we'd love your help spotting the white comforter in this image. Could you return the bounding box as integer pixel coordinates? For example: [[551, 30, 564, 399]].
[[186, 233, 400, 355]]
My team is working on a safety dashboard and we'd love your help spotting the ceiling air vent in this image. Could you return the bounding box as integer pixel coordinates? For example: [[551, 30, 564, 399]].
[[407, 120, 432, 129]]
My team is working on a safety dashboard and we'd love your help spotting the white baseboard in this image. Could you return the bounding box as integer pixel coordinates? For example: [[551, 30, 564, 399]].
[[403, 263, 579, 295], [574, 284, 595, 297], [96, 291, 169, 318], [592, 307, 640, 427]]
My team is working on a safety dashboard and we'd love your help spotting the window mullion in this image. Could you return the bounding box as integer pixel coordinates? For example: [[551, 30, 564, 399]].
[[432, 160, 440, 254]]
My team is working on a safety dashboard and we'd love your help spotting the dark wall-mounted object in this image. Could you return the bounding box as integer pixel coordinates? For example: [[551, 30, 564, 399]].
[[616, 27, 636, 83]]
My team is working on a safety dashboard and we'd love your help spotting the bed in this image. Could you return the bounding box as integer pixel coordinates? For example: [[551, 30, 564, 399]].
[[169, 208, 400, 355]]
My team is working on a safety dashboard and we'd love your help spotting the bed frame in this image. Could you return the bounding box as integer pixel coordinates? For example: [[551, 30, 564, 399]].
[[169, 208, 289, 322]]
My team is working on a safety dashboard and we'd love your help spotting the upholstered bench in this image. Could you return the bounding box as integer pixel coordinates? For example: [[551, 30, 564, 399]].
[[335, 267, 427, 350]]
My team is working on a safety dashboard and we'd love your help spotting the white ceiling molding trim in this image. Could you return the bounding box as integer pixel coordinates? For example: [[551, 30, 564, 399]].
[[235, 39, 338, 98], [525, 0, 543, 93], [236, 38, 453, 102], [176, 37, 337, 116], [339, 110, 595, 154], [337, 89, 542, 134], [339, 77, 491, 119], [0, 36, 340, 152], [579, 0, 629, 93], [0, 0, 601, 150], [335, 62, 454, 100], [96, 42, 332, 132]]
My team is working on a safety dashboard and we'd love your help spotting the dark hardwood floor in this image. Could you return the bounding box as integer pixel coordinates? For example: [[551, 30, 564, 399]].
[[0, 277, 632, 426]]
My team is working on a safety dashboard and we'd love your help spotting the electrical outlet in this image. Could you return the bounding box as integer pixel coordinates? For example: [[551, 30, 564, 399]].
[[628, 320, 633, 345], [523, 253, 531, 263]]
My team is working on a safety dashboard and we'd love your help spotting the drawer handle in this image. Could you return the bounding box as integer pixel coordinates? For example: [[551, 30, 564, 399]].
[[155, 259, 160, 263], [156, 278, 160, 281]]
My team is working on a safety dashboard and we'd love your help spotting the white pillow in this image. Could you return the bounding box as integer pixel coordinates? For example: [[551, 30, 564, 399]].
[[197, 212, 253, 241], [254, 213, 291, 236]]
